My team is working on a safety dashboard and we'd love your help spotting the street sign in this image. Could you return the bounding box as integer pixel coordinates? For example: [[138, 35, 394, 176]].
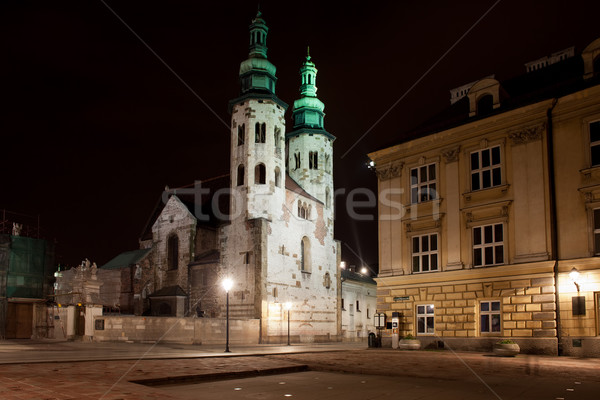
[[393, 296, 410, 301]]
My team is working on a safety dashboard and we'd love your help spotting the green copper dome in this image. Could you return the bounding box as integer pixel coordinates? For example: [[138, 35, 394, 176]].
[[287, 49, 334, 140]]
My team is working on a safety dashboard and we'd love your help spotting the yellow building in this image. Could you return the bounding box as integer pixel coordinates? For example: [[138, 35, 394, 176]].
[[368, 37, 600, 356]]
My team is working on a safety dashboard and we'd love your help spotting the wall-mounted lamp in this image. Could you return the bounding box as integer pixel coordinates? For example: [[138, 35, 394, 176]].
[[569, 267, 580, 292]]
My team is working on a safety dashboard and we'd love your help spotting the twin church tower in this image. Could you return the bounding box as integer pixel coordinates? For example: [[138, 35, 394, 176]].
[[219, 11, 340, 343]]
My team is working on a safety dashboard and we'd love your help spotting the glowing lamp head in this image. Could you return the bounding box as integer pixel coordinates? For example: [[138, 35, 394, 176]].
[[340, 261, 346, 269], [360, 267, 368, 275], [222, 278, 233, 292], [285, 302, 292, 310], [569, 267, 580, 282]]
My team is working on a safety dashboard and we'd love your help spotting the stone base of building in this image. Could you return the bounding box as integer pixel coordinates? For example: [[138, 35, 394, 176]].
[[381, 336, 558, 356], [261, 334, 342, 344], [560, 337, 600, 357]]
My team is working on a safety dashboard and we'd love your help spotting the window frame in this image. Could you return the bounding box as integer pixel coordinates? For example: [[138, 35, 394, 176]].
[[479, 300, 501, 334], [411, 233, 439, 273], [593, 208, 600, 256], [470, 145, 502, 191], [410, 163, 437, 204], [472, 223, 505, 267], [416, 304, 435, 336], [590, 120, 600, 167]]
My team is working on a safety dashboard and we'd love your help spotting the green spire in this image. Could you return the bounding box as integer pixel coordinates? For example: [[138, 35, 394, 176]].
[[248, 10, 268, 59], [288, 49, 333, 139]]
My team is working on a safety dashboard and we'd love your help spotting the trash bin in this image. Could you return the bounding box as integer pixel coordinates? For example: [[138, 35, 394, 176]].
[[368, 332, 376, 348]]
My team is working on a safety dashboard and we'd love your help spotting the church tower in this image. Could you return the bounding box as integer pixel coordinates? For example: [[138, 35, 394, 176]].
[[287, 50, 335, 208], [228, 11, 288, 221]]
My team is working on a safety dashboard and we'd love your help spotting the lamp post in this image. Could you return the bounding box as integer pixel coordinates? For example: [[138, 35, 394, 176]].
[[222, 278, 233, 353], [285, 302, 292, 346]]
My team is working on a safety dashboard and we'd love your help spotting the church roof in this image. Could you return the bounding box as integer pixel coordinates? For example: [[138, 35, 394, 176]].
[[190, 249, 220, 265], [285, 174, 322, 204], [140, 174, 230, 241], [101, 248, 151, 270], [149, 285, 186, 297]]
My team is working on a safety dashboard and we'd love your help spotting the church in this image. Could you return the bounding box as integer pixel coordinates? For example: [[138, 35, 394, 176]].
[[93, 11, 341, 344]]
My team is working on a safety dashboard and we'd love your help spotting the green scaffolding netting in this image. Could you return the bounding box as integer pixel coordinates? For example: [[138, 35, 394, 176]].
[[6, 236, 46, 298]]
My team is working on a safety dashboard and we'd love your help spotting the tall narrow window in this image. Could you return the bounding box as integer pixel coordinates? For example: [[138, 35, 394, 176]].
[[294, 152, 301, 169], [255, 163, 266, 184], [410, 163, 437, 203], [300, 237, 311, 272], [275, 167, 281, 188], [590, 121, 600, 166], [471, 146, 502, 191], [480, 300, 501, 333], [167, 234, 179, 270], [473, 223, 504, 267], [593, 208, 600, 255], [309, 151, 319, 169], [412, 233, 439, 273], [274, 127, 282, 157], [255, 122, 266, 143], [417, 304, 434, 335], [237, 124, 245, 146], [326, 187, 331, 209], [237, 164, 245, 186]]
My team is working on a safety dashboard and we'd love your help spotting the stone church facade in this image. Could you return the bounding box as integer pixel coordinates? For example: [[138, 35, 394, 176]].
[[125, 12, 340, 343]]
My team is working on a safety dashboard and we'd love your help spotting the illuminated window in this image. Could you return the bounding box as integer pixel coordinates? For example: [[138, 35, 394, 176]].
[[471, 146, 501, 190], [410, 163, 437, 203], [590, 121, 600, 166], [480, 300, 501, 333], [473, 223, 504, 267], [237, 124, 245, 146], [412, 233, 439, 273], [417, 304, 434, 335]]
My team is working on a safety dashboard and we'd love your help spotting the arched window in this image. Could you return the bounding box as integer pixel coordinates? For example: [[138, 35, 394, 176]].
[[255, 163, 266, 184], [255, 122, 266, 143], [324, 272, 331, 289], [167, 234, 179, 270], [237, 124, 245, 146], [300, 237, 311, 272], [477, 94, 494, 116], [275, 167, 281, 187], [237, 164, 245, 186]]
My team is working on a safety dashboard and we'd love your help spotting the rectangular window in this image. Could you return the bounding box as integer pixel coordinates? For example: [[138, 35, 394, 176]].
[[417, 304, 435, 335], [341, 298, 345, 310], [410, 163, 437, 203], [480, 300, 501, 333], [237, 124, 245, 146], [356, 300, 360, 312], [367, 308, 370, 319], [594, 209, 600, 255], [471, 146, 501, 191], [412, 233, 439, 273], [591, 121, 600, 166], [473, 223, 504, 267]]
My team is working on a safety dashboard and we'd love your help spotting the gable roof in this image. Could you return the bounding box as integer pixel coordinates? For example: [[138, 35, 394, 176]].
[[149, 285, 187, 297], [140, 174, 230, 241], [101, 248, 151, 270], [285, 174, 322, 203]]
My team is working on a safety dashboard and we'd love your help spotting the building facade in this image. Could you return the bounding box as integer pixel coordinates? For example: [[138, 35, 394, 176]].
[[341, 268, 377, 341], [369, 37, 600, 356]]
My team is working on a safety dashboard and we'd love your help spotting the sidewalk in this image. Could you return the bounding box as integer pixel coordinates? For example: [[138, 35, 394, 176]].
[[0, 341, 598, 399]]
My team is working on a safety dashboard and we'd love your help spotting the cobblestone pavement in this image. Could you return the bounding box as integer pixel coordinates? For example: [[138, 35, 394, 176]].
[[0, 343, 598, 399]]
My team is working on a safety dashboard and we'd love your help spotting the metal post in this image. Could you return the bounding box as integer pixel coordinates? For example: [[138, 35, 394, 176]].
[[225, 290, 230, 353]]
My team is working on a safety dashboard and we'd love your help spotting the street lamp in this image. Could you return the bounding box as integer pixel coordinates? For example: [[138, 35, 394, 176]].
[[569, 267, 580, 292], [285, 302, 292, 346], [222, 278, 233, 352]]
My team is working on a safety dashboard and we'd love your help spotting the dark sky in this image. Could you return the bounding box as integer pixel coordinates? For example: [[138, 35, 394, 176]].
[[2, 1, 599, 269]]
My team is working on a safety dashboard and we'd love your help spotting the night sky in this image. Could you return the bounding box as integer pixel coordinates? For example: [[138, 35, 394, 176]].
[[2, 1, 599, 269]]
